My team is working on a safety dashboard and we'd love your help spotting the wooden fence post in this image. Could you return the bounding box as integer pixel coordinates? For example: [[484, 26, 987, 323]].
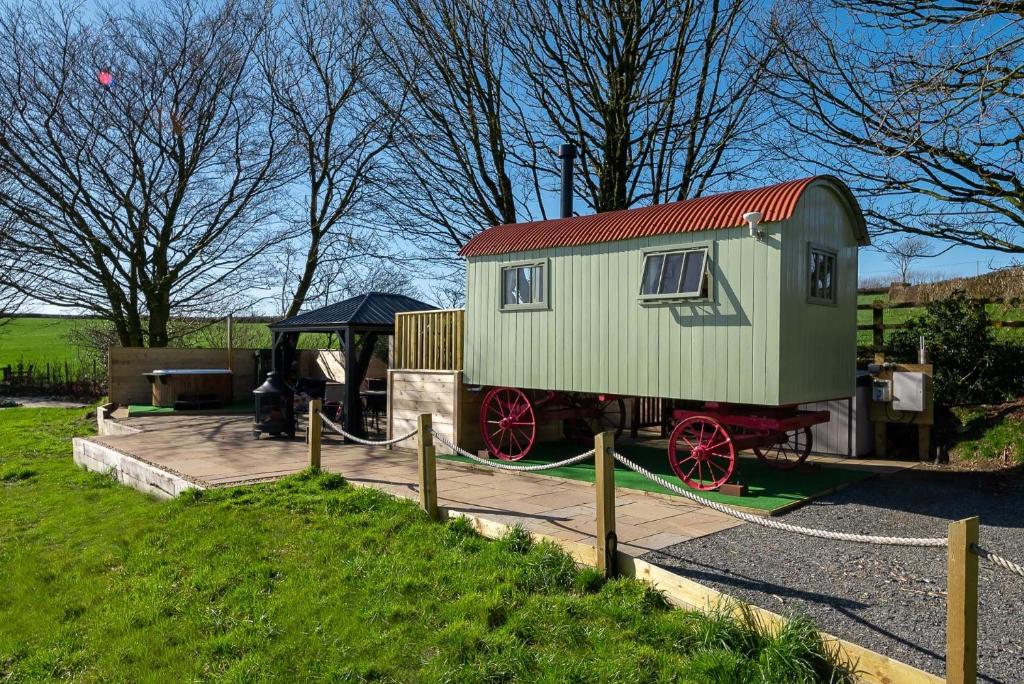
[[417, 413, 438, 521], [872, 300, 885, 352], [308, 399, 322, 470], [947, 516, 979, 684], [595, 430, 617, 577]]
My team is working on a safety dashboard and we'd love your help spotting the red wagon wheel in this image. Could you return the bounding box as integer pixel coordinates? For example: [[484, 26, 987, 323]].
[[562, 395, 626, 444], [667, 415, 736, 491], [754, 427, 812, 470], [480, 387, 537, 461]]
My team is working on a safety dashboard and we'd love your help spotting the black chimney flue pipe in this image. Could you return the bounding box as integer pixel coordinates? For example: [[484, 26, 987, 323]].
[[557, 143, 576, 219]]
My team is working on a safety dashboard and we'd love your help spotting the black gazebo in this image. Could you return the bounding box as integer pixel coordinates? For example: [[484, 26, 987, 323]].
[[268, 292, 435, 437]]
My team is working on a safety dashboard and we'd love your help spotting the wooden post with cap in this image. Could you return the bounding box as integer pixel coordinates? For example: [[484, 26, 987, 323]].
[[595, 430, 617, 577], [947, 516, 979, 684], [417, 413, 438, 520], [308, 398, 322, 470]]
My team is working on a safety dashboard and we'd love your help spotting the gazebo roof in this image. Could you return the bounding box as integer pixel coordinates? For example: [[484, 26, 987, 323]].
[[269, 292, 435, 333]]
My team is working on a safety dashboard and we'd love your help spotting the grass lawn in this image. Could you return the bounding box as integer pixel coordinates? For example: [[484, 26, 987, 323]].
[[441, 442, 872, 514], [0, 406, 852, 682], [950, 404, 1024, 464]]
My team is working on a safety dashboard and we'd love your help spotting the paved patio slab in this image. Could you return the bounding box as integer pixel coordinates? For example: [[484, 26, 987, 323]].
[[85, 414, 743, 554]]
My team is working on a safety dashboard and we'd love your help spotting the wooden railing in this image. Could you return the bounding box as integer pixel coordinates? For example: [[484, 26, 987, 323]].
[[858, 298, 1024, 350], [394, 309, 465, 371]]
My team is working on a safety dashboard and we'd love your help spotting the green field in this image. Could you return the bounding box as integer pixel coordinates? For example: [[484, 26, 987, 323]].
[[0, 318, 96, 370], [0, 317, 332, 371], [0, 406, 851, 682]]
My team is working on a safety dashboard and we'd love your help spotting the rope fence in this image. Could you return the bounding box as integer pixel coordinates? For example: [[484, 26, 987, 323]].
[[973, 544, 1024, 578], [304, 401, 1024, 683], [430, 429, 596, 472], [610, 450, 947, 547], [318, 411, 418, 447], [308, 400, 1024, 580]]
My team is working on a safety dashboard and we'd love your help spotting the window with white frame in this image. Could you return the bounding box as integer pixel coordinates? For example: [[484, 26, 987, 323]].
[[808, 246, 836, 304], [501, 262, 545, 308], [639, 248, 709, 300]]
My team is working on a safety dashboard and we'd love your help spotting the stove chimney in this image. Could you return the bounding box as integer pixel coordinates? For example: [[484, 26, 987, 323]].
[[557, 143, 576, 219]]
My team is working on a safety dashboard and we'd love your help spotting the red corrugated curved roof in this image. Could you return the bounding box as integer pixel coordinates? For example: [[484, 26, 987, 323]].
[[459, 176, 865, 258]]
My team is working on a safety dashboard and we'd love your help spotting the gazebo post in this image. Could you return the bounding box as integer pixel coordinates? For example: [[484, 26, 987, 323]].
[[343, 326, 363, 438]]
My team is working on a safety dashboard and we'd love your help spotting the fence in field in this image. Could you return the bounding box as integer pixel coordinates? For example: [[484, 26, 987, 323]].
[[308, 399, 1021, 684], [0, 360, 105, 397], [859, 298, 1024, 351]]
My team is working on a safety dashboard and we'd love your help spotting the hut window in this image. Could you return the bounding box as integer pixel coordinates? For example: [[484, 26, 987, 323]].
[[501, 263, 545, 308], [639, 248, 708, 299], [808, 246, 836, 304]]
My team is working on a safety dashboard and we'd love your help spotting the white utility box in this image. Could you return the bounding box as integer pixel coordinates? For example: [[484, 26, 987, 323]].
[[892, 371, 926, 412], [872, 378, 891, 403]]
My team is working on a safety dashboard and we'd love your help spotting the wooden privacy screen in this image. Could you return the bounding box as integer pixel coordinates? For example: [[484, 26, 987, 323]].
[[394, 309, 464, 371], [108, 347, 258, 405]]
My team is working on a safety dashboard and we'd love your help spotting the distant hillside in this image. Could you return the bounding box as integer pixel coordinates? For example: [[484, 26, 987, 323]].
[[887, 266, 1024, 304]]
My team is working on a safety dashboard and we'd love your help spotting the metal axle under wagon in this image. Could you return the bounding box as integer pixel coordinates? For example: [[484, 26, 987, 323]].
[[479, 387, 829, 491]]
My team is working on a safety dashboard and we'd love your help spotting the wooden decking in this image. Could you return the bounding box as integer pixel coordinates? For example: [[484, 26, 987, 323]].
[[85, 413, 743, 555]]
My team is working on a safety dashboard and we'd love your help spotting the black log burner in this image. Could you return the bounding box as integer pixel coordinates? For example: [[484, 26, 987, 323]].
[[252, 371, 296, 439]]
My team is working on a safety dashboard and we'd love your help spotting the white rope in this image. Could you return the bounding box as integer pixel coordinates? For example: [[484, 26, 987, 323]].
[[431, 429, 596, 472], [319, 412, 418, 446], [973, 545, 1024, 578], [611, 450, 947, 547]]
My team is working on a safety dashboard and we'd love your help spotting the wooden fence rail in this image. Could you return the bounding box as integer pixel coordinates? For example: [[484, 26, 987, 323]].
[[394, 309, 464, 371], [858, 299, 1024, 350]]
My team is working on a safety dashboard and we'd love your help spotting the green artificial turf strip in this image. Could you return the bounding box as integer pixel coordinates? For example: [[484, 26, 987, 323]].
[[0, 406, 853, 682], [441, 441, 873, 512], [127, 400, 255, 416]]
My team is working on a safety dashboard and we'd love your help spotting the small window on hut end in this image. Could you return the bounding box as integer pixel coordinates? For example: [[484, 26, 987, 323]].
[[639, 247, 709, 301], [500, 262, 546, 309], [808, 245, 837, 305]]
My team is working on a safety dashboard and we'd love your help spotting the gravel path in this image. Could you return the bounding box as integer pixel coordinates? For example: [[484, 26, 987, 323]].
[[644, 466, 1024, 683]]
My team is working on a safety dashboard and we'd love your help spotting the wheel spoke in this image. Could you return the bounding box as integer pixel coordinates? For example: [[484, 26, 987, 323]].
[[510, 427, 524, 454], [705, 459, 722, 477], [708, 424, 721, 447], [684, 460, 700, 481], [706, 437, 730, 452]]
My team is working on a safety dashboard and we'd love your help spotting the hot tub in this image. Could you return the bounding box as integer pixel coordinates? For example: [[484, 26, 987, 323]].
[[143, 368, 233, 409]]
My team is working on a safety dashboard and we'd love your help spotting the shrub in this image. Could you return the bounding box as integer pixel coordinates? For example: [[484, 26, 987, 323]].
[[888, 291, 1016, 406]]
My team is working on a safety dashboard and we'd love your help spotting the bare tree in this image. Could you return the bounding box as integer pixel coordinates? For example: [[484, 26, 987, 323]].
[[881, 235, 934, 284], [510, 0, 779, 213], [261, 0, 395, 317], [771, 0, 1024, 251], [369, 0, 538, 264], [269, 230, 414, 315], [0, 0, 289, 347], [0, 215, 32, 324]]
